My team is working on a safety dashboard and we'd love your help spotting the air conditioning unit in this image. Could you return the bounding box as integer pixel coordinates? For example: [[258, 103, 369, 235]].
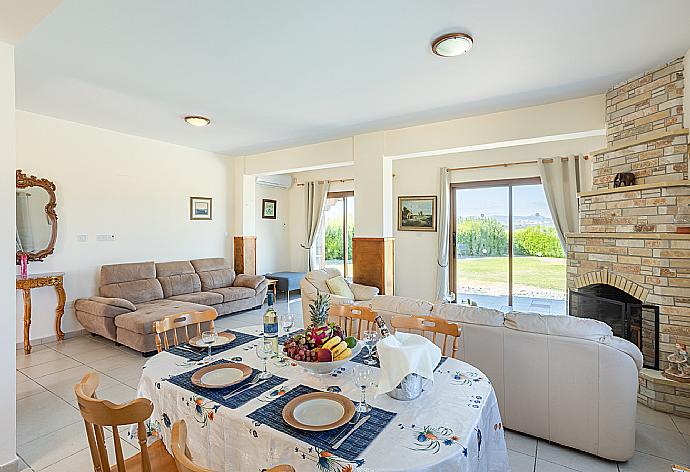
[[255, 174, 293, 189]]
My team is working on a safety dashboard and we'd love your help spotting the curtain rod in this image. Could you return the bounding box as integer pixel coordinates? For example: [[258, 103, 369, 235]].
[[295, 178, 355, 187], [446, 155, 589, 173]]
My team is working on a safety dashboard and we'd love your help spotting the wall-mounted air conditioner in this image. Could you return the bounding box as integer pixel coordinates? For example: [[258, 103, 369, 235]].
[[255, 174, 293, 189]]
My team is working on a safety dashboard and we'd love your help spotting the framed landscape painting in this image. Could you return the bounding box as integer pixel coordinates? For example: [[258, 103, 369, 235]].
[[398, 195, 437, 231], [262, 199, 277, 219], [190, 196, 212, 220]]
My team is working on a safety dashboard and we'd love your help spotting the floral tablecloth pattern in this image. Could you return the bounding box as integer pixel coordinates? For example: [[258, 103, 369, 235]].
[[137, 325, 510, 472]]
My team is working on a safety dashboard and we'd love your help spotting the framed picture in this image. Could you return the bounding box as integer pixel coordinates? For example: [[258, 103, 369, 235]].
[[190, 197, 212, 220], [262, 199, 277, 219], [398, 195, 437, 231]]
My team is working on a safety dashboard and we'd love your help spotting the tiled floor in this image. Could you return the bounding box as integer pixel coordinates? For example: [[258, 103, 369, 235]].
[[15, 297, 690, 471]]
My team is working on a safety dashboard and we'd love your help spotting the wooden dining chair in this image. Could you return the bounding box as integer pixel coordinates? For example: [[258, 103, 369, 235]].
[[74, 372, 176, 472], [328, 305, 378, 339], [390, 315, 462, 358], [153, 309, 217, 353], [171, 419, 295, 472]]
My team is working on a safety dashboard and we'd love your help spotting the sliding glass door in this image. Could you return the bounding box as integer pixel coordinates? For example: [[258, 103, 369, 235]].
[[451, 178, 566, 314], [315, 191, 355, 278]]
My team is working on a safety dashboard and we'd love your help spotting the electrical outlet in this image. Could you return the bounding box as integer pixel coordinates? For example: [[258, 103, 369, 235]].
[[96, 234, 116, 242]]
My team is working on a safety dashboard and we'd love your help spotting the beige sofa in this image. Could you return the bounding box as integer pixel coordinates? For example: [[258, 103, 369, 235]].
[[299, 268, 379, 327], [371, 295, 643, 462], [75, 258, 267, 353]]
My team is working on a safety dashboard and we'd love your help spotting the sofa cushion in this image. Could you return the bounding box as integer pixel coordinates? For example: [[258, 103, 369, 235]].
[[433, 303, 505, 327], [101, 261, 156, 285], [504, 312, 612, 340], [100, 279, 164, 305], [326, 276, 355, 299], [210, 287, 256, 302], [113, 299, 211, 335], [168, 291, 223, 306], [304, 268, 342, 293], [371, 295, 433, 316], [156, 261, 201, 297], [75, 297, 134, 319], [601, 336, 643, 370], [233, 274, 265, 290], [191, 258, 236, 290]]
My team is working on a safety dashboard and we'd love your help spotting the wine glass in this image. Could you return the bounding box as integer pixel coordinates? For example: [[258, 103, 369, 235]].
[[351, 365, 377, 413], [281, 313, 295, 336], [200, 330, 217, 363], [256, 339, 274, 380], [362, 330, 379, 365]]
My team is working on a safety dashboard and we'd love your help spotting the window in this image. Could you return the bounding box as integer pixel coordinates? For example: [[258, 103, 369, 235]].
[[451, 178, 566, 314], [314, 191, 354, 278]]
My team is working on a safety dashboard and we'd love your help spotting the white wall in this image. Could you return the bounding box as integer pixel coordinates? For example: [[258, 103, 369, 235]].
[[0, 40, 17, 470], [15, 111, 229, 342], [255, 183, 290, 274]]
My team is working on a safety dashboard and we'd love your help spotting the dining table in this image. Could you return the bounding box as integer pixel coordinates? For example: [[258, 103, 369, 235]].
[[135, 324, 510, 472]]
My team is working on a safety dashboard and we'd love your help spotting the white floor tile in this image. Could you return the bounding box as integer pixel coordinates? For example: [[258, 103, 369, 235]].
[[16, 348, 68, 369], [536, 441, 617, 472], [505, 429, 538, 456], [636, 404, 679, 432], [16, 391, 82, 446], [672, 415, 690, 435], [84, 352, 145, 373], [618, 450, 676, 472], [634, 422, 690, 465], [17, 456, 32, 472], [535, 458, 578, 471], [37, 438, 138, 472], [16, 378, 47, 400], [19, 357, 82, 380], [105, 364, 145, 383], [509, 449, 536, 472], [65, 345, 125, 364]]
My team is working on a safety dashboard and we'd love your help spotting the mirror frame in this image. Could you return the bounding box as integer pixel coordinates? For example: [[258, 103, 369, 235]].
[[16, 169, 58, 263]]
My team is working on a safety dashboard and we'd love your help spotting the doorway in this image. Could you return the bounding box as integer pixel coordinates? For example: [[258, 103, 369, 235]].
[[315, 191, 355, 278]]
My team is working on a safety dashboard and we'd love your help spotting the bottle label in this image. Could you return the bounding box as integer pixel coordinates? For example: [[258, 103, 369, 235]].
[[375, 315, 391, 337], [264, 322, 279, 336]]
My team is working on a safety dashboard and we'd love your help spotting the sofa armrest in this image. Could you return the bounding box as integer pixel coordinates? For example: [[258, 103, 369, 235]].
[[233, 274, 266, 290], [349, 283, 379, 301], [329, 294, 354, 305], [74, 297, 136, 319]]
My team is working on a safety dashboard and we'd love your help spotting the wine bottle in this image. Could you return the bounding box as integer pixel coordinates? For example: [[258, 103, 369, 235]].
[[374, 314, 391, 338], [263, 293, 279, 353]]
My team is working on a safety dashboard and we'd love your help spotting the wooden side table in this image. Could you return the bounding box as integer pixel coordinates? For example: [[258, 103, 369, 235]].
[[266, 279, 278, 302], [16, 272, 66, 354]]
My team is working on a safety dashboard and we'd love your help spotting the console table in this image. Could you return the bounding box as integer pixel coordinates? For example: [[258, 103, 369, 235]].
[[16, 272, 66, 354]]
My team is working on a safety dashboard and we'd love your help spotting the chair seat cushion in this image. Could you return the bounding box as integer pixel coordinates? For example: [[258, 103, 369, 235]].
[[210, 286, 256, 302], [114, 300, 211, 335], [168, 291, 223, 306]]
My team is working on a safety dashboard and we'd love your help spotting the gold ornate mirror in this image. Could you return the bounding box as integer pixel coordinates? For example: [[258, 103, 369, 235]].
[[16, 169, 58, 263]]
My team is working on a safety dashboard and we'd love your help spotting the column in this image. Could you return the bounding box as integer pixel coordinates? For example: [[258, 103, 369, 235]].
[[231, 157, 257, 275]]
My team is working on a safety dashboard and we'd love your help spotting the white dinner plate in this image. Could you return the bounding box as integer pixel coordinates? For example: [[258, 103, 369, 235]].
[[189, 331, 236, 348], [283, 392, 355, 431], [201, 368, 246, 387], [293, 398, 345, 426], [190, 362, 252, 389]]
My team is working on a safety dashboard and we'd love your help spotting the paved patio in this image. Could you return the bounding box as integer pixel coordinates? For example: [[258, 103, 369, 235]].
[[457, 292, 567, 315]]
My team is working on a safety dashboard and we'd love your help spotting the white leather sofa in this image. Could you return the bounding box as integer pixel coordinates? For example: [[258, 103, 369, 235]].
[[371, 295, 643, 462], [299, 268, 379, 327]]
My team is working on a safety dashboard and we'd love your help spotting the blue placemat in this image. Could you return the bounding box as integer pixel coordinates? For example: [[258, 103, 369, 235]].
[[247, 384, 396, 462], [168, 330, 258, 360], [278, 329, 304, 344], [166, 360, 286, 409]]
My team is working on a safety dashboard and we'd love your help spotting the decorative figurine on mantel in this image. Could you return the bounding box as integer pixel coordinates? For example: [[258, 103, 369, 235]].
[[613, 172, 636, 188], [663, 343, 690, 383]]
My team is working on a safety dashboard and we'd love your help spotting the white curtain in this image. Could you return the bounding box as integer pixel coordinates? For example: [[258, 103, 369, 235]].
[[435, 167, 452, 303], [301, 181, 330, 271], [538, 155, 591, 250]]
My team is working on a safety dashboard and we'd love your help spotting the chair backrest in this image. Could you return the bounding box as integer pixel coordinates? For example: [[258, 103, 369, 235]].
[[153, 309, 217, 352], [390, 315, 461, 358], [74, 372, 154, 472], [329, 305, 378, 339], [171, 420, 295, 472]]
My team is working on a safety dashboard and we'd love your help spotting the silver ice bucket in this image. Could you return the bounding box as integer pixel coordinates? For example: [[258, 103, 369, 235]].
[[386, 373, 423, 401]]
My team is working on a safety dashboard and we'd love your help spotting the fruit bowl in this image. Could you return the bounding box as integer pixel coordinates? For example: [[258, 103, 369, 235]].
[[291, 341, 362, 374]]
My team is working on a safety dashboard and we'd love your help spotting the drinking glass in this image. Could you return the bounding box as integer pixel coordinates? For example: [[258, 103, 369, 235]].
[[281, 313, 295, 335], [351, 365, 377, 413], [256, 339, 274, 380], [201, 330, 218, 363], [362, 330, 379, 365]]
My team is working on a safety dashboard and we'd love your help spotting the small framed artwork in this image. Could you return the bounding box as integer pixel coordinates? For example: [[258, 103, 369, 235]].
[[262, 199, 277, 219], [398, 195, 437, 231], [190, 197, 212, 220]]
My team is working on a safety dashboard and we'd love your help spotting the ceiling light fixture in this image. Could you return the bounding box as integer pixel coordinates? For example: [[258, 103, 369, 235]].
[[184, 115, 211, 127], [431, 32, 473, 57]]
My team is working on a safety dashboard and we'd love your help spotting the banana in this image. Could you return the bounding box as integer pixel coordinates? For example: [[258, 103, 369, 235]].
[[334, 347, 351, 361], [331, 341, 348, 358], [322, 336, 341, 350]]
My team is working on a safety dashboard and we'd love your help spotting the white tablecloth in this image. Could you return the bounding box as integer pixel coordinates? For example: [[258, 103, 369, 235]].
[[136, 325, 510, 472]]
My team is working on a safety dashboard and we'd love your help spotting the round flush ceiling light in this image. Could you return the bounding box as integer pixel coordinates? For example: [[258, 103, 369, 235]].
[[184, 115, 211, 127], [431, 32, 473, 57]]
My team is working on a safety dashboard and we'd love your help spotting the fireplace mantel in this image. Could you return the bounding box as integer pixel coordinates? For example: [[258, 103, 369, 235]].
[[577, 180, 690, 198]]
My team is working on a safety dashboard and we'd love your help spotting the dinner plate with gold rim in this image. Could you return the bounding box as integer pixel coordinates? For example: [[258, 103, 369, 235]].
[[189, 331, 236, 348], [191, 362, 252, 389], [282, 392, 355, 432]]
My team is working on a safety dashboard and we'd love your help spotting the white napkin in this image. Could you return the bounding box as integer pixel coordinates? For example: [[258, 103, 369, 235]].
[[375, 332, 441, 396]]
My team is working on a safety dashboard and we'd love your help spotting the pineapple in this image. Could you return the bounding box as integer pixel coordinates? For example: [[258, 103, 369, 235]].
[[306, 293, 332, 347]]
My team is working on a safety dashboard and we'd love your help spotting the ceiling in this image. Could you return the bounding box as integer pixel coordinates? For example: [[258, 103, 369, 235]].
[[15, 0, 690, 156]]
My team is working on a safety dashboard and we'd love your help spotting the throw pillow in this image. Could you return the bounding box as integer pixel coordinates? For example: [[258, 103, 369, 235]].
[[325, 276, 355, 299]]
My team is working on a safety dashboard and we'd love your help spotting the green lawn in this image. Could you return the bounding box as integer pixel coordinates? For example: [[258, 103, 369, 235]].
[[456, 256, 566, 292]]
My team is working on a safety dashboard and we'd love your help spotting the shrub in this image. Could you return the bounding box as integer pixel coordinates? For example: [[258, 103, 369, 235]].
[[456, 217, 508, 256], [513, 225, 564, 258], [324, 221, 354, 260]]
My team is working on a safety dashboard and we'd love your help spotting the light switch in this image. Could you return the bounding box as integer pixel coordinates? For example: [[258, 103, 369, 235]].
[[77, 234, 88, 242], [96, 234, 116, 241]]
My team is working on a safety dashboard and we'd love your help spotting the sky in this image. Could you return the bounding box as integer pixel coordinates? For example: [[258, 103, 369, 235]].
[[456, 184, 551, 218]]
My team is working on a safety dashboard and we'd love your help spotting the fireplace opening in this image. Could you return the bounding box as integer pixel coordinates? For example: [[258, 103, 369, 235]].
[[569, 284, 659, 369]]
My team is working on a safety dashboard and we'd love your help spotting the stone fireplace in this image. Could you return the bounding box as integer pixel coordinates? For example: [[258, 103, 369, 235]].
[[566, 57, 690, 418]]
